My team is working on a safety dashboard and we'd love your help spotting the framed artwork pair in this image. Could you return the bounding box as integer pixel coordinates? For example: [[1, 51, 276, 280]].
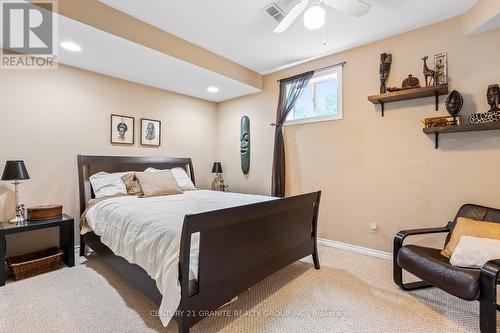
[[110, 114, 161, 147]]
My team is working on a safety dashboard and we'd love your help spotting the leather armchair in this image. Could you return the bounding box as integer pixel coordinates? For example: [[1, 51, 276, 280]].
[[393, 204, 500, 333]]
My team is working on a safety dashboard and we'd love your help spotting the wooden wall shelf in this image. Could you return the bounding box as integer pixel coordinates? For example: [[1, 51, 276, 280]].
[[368, 84, 449, 117], [423, 122, 500, 149]]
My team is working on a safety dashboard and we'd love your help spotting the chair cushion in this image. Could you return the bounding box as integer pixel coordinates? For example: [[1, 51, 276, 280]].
[[397, 245, 480, 300], [442, 217, 500, 258]]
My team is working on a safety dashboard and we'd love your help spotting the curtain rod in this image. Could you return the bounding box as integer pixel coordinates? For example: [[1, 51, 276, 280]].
[[277, 61, 346, 82]]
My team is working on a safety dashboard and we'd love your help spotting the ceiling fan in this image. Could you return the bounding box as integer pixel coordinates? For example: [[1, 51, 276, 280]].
[[274, 0, 371, 33]]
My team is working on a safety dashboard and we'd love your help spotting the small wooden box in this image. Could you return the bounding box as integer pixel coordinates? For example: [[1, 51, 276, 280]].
[[27, 205, 63, 221]]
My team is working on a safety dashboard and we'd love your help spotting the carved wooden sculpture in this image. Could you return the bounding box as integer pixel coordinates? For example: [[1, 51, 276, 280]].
[[402, 74, 420, 89], [486, 84, 500, 112], [422, 56, 435, 86], [445, 90, 464, 125], [469, 84, 500, 124], [379, 53, 392, 94], [387, 74, 420, 92]]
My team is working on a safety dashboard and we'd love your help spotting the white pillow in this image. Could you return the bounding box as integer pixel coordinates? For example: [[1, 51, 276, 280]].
[[145, 167, 196, 191], [450, 235, 500, 268], [89, 171, 128, 198]]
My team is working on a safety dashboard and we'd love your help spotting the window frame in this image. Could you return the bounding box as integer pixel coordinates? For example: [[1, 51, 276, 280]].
[[284, 65, 343, 126]]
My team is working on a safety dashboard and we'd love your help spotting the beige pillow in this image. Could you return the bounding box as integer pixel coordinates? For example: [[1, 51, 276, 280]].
[[441, 217, 500, 258], [121, 173, 142, 196], [450, 236, 500, 268], [145, 167, 196, 191], [135, 171, 183, 197]]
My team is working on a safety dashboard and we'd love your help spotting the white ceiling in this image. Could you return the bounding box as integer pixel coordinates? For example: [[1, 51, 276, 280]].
[[100, 0, 478, 74], [0, 2, 261, 103], [56, 15, 261, 102]]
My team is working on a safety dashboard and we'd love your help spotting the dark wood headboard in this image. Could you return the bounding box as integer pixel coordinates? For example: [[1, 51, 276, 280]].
[[77, 155, 195, 214]]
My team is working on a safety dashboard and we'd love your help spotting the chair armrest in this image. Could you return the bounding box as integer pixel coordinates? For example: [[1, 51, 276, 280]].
[[481, 259, 500, 282], [393, 226, 450, 257], [395, 226, 450, 244]]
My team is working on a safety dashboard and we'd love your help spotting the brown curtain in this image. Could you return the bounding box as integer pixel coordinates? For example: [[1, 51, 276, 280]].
[[271, 71, 314, 197]]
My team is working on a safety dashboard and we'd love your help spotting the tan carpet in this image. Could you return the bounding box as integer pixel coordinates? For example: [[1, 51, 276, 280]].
[[0, 245, 498, 333]]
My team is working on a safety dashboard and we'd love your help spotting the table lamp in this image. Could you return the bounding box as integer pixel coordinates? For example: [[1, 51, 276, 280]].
[[2, 161, 30, 223], [211, 162, 223, 175], [211, 162, 227, 191]]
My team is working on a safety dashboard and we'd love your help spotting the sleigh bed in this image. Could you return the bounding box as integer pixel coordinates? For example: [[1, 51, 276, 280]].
[[77, 155, 321, 332]]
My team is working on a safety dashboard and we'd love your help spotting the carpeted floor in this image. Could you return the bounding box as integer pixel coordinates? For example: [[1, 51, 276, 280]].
[[0, 245, 498, 333]]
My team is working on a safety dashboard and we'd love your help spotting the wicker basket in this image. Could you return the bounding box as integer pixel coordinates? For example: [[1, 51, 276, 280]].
[[6, 247, 63, 280]]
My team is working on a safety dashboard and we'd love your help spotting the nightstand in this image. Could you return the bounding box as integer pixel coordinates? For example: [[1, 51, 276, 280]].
[[0, 214, 75, 286]]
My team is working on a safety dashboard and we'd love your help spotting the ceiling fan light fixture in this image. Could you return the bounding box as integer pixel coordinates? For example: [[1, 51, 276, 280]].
[[304, 5, 325, 30]]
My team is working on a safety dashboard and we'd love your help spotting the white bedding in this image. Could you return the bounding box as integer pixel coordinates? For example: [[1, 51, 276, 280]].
[[85, 189, 273, 326]]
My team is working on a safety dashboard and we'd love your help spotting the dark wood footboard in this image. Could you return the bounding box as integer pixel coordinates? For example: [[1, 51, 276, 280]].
[[176, 191, 321, 332]]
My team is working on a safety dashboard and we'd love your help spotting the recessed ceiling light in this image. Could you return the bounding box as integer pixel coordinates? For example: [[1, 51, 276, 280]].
[[207, 86, 219, 93], [60, 41, 82, 52]]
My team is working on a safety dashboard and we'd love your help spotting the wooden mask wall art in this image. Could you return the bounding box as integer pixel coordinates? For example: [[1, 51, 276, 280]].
[[240, 116, 250, 175]]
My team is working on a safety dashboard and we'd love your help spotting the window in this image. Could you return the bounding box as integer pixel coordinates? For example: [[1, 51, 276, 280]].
[[285, 66, 343, 125]]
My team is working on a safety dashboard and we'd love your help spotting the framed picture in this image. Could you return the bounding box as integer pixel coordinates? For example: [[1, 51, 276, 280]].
[[434, 52, 447, 85], [111, 114, 135, 145], [141, 118, 161, 146]]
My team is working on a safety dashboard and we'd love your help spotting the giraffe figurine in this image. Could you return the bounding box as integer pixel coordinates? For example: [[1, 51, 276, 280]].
[[422, 56, 435, 87]]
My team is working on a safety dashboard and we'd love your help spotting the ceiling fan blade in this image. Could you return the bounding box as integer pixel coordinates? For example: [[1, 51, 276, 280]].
[[273, 0, 308, 33], [323, 0, 371, 17]]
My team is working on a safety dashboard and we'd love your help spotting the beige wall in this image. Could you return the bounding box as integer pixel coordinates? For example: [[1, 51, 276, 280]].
[[0, 64, 217, 255], [216, 16, 500, 252]]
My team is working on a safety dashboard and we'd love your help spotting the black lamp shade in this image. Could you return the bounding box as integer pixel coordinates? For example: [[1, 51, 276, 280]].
[[211, 162, 223, 174], [1, 161, 30, 181]]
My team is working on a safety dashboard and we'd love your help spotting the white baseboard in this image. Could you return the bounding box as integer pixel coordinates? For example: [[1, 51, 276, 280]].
[[317, 238, 392, 261]]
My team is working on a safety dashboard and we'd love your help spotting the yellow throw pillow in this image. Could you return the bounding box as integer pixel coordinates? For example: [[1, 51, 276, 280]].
[[441, 217, 500, 258], [135, 171, 183, 197]]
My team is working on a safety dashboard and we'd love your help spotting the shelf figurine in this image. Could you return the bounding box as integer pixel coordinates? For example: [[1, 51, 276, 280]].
[[387, 74, 420, 92], [422, 56, 435, 87], [469, 84, 500, 124], [379, 53, 392, 94], [445, 90, 463, 125]]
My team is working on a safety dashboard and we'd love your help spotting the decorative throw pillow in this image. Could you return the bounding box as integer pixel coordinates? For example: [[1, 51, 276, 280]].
[[121, 173, 142, 196], [450, 236, 500, 268], [145, 167, 196, 191], [441, 217, 500, 258], [135, 171, 183, 197], [89, 171, 128, 198]]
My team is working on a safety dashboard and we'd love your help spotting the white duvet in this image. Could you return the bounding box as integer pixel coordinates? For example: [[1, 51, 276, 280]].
[[85, 189, 273, 326]]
